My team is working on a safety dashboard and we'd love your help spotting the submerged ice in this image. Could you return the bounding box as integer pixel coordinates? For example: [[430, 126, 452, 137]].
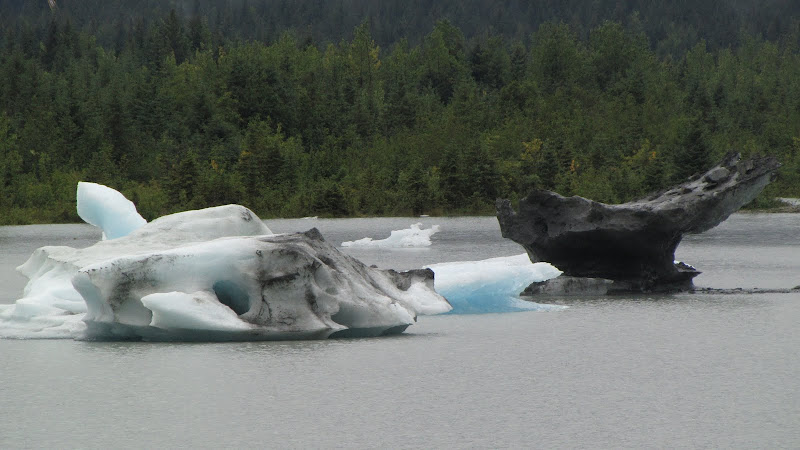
[[426, 254, 564, 314], [342, 223, 440, 248], [1, 184, 450, 340]]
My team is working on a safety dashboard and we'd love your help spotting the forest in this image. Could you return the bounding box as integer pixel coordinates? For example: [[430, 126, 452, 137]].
[[0, 0, 799, 223]]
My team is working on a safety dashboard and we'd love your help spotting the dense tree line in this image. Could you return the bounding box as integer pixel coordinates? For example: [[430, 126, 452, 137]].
[[0, 5, 799, 223]]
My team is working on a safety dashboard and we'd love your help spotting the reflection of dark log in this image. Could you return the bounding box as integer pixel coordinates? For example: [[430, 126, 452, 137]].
[[496, 153, 780, 292]]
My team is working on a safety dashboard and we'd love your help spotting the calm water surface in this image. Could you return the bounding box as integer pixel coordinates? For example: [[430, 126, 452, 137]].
[[1, 215, 798, 449]]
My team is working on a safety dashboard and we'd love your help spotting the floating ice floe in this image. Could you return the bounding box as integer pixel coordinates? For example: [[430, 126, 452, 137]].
[[426, 254, 565, 314], [342, 223, 440, 248], [0, 184, 451, 340], [776, 198, 800, 207]]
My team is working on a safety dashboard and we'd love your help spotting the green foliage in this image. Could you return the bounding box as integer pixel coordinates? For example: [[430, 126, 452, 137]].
[[125, 181, 170, 221], [0, 9, 799, 224]]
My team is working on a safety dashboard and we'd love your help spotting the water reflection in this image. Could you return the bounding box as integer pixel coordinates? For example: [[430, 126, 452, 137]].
[[67, 330, 438, 358]]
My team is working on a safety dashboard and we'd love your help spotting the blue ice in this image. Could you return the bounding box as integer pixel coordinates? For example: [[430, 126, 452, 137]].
[[426, 254, 565, 314]]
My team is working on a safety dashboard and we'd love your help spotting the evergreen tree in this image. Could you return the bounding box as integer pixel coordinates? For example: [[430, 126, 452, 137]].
[[673, 119, 712, 182], [0, 8, 798, 224]]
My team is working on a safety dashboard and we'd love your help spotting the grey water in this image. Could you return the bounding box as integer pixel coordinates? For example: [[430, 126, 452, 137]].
[[1, 215, 799, 448]]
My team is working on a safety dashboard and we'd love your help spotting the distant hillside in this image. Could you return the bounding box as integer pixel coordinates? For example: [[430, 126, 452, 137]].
[[2, 0, 799, 55], [0, 1, 799, 223]]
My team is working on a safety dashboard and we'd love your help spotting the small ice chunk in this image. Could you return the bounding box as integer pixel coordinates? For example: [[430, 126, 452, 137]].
[[777, 198, 800, 207], [342, 223, 440, 248], [77, 182, 146, 239], [426, 254, 564, 314]]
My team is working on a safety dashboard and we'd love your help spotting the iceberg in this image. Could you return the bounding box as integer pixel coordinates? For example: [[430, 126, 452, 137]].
[[342, 223, 440, 248], [77, 181, 147, 239], [74, 229, 450, 340], [426, 254, 564, 314], [0, 184, 450, 340]]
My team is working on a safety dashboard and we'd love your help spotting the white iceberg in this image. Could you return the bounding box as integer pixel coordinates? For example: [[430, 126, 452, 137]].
[[77, 181, 147, 239], [426, 254, 565, 314], [342, 223, 440, 248], [0, 183, 450, 340]]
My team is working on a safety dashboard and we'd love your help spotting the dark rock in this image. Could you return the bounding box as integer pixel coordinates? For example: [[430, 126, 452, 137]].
[[497, 152, 780, 292], [522, 276, 615, 296]]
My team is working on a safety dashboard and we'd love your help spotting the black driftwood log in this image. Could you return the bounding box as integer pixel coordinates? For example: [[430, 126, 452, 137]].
[[496, 153, 780, 292]]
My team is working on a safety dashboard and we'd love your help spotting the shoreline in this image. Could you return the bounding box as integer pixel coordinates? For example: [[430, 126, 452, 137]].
[[1, 208, 798, 227], [3, 196, 799, 227]]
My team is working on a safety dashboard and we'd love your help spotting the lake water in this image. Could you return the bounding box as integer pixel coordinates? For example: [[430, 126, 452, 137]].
[[1, 215, 799, 448]]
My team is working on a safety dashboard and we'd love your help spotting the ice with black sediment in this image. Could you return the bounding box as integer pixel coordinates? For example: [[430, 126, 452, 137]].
[[0, 183, 451, 340]]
